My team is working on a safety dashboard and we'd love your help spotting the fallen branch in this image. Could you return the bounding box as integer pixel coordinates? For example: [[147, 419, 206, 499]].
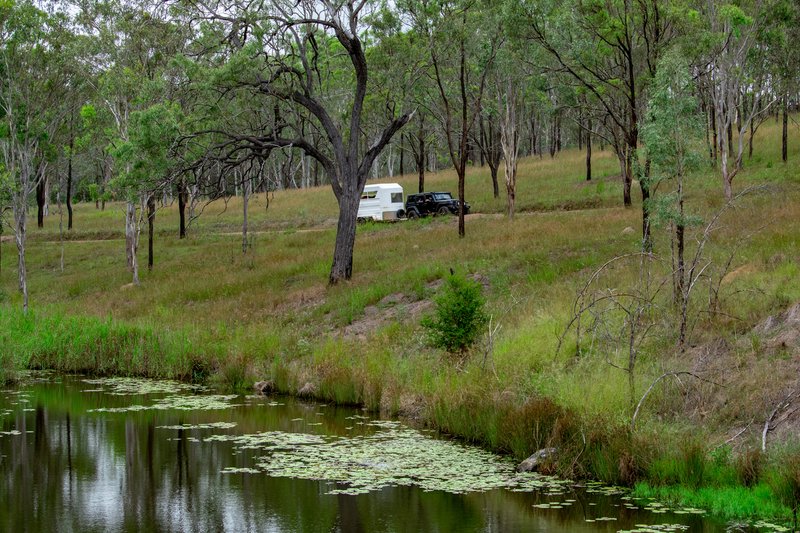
[[714, 419, 754, 450], [762, 390, 797, 452]]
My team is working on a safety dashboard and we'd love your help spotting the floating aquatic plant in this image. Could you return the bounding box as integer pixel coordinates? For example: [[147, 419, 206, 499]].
[[88, 394, 239, 413], [618, 525, 690, 533], [157, 422, 237, 431], [82, 377, 207, 396], [205, 424, 570, 496]]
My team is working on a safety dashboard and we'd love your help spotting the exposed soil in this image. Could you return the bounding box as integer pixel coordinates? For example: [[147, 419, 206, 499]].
[[342, 291, 434, 341], [340, 275, 488, 341]]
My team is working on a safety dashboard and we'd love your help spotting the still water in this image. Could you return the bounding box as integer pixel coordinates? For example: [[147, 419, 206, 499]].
[[0, 373, 773, 532]]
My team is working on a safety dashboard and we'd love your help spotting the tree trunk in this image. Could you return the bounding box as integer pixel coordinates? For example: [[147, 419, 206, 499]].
[[556, 113, 562, 153], [14, 204, 28, 313], [329, 188, 360, 284], [622, 150, 633, 207], [783, 95, 789, 164], [641, 164, 652, 252], [36, 177, 46, 229], [458, 166, 466, 238], [727, 119, 733, 156], [417, 120, 425, 193], [67, 137, 73, 230], [125, 201, 136, 272], [585, 118, 592, 181], [58, 186, 64, 272], [242, 178, 249, 254], [178, 180, 187, 239], [488, 121, 499, 198], [147, 194, 155, 271], [479, 116, 486, 167], [399, 133, 405, 176]]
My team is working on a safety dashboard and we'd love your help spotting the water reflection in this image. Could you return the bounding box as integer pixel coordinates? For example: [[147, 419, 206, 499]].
[[0, 377, 731, 532]]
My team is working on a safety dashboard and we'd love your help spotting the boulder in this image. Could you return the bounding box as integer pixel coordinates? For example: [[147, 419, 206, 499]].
[[253, 380, 275, 395], [297, 382, 316, 398], [517, 447, 557, 473]]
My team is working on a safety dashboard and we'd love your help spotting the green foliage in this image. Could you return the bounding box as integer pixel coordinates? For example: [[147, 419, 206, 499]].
[[767, 449, 800, 517], [640, 50, 705, 230], [422, 272, 488, 354]]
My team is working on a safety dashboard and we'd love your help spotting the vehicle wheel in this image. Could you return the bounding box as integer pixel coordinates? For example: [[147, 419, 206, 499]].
[[396, 209, 405, 219], [407, 210, 419, 220], [357, 217, 366, 224], [438, 206, 451, 216]]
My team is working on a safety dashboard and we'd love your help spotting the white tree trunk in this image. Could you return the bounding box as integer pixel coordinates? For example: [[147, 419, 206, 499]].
[[13, 203, 28, 313], [242, 177, 249, 254], [125, 201, 140, 285], [500, 82, 521, 219]]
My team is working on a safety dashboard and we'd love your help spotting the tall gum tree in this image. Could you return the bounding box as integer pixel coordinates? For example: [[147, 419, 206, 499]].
[[402, 0, 500, 238], [0, 1, 67, 312], [185, 0, 412, 283]]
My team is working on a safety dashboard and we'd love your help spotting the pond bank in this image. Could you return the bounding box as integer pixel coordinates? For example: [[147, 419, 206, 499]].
[[0, 307, 795, 527]]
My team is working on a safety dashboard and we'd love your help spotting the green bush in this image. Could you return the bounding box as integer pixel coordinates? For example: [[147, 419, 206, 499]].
[[422, 272, 488, 354]]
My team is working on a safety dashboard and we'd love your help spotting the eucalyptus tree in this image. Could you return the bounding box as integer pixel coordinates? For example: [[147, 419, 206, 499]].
[[761, 0, 800, 164], [704, 1, 775, 200], [514, 0, 680, 249], [0, 1, 70, 312], [402, 0, 501, 238], [492, 24, 544, 220], [181, 0, 412, 283], [641, 52, 705, 350], [77, 1, 188, 282]]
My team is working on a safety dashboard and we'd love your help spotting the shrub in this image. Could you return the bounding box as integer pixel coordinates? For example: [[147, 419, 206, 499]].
[[422, 272, 488, 354]]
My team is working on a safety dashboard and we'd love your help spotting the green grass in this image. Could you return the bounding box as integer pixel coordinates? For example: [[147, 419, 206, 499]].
[[632, 482, 790, 521], [1, 118, 800, 523]]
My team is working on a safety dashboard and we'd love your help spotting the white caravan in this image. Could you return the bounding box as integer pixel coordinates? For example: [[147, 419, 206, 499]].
[[357, 183, 405, 222]]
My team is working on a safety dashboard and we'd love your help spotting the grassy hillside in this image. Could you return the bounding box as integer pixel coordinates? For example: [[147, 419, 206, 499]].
[[2, 119, 800, 523]]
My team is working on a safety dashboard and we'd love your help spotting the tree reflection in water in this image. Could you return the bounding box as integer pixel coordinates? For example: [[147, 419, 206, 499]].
[[0, 376, 721, 532]]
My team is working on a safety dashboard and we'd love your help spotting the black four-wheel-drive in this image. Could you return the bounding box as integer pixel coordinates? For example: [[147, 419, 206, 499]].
[[405, 192, 470, 219]]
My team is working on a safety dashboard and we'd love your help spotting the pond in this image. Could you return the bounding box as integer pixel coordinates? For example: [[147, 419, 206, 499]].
[[0, 373, 784, 532]]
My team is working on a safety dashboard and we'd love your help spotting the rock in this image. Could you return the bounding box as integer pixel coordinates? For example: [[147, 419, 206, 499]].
[[517, 447, 557, 473], [253, 380, 274, 395], [621, 226, 635, 235], [297, 382, 316, 397]]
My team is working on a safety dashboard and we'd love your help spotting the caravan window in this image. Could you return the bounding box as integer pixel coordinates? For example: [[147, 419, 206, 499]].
[[361, 190, 378, 200], [391, 192, 403, 204]]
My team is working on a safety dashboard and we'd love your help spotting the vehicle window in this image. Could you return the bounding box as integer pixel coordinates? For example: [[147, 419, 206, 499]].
[[391, 192, 403, 203], [361, 190, 377, 200], [433, 193, 452, 201]]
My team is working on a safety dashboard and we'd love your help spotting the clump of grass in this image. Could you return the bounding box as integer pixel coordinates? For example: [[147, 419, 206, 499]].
[[632, 482, 789, 520], [766, 448, 800, 528], [0, 308, 196, 379]]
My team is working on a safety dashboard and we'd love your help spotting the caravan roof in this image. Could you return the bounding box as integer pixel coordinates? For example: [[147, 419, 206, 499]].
[[363, 183, 403, 192]]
